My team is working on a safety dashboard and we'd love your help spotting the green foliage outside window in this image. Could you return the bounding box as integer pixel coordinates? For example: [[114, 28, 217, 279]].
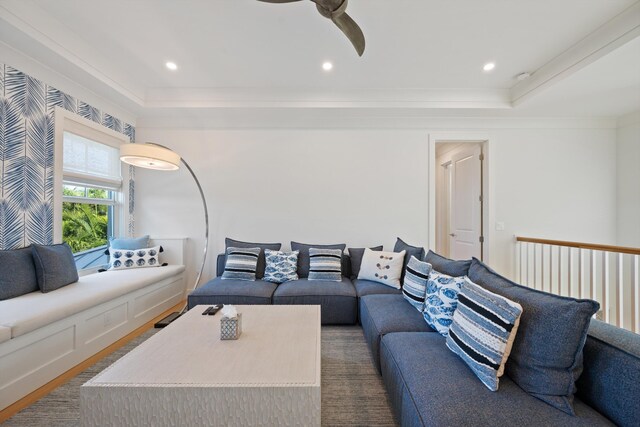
[[62, 186, 111, 253]]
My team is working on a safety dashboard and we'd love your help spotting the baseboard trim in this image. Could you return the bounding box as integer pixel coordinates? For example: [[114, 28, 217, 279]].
[[0, 300, 185, 423]]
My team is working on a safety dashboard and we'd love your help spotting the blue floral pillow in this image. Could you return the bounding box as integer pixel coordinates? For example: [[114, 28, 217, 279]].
[[422, 270, 464, 336], [263, 249, 299, 284]]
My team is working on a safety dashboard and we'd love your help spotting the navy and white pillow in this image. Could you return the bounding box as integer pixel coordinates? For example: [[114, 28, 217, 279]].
[[402, 256, 432, 311], [446, 278, 523, 391], [109, 245, 161, 270], [263, 249, 299, 284], [422, 270, 464, 336], [222, 247, 261, 281], [308, 248, 343, 281]]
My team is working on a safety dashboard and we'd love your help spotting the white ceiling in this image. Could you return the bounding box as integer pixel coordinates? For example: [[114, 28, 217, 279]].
[[1, 0, 639, 121]]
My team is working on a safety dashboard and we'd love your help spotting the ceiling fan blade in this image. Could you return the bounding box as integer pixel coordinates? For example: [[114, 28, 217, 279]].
[[331, 12, 365, 56]]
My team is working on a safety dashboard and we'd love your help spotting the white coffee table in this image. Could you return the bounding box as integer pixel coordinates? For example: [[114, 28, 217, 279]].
[[80, 305, 321, 426]]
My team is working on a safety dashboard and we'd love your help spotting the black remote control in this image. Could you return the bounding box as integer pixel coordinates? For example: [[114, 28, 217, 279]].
[[208, 304, 222, 315], [202, 306, 213, 315]]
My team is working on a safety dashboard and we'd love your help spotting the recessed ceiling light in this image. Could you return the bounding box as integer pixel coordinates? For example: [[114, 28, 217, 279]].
[[165, 61, 178, 71], [322, 62, 333, 71], [483, 62, 496, 72]]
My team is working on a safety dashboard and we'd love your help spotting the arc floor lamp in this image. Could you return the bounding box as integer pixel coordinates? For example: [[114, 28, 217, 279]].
[[120, 142, 209, 326]]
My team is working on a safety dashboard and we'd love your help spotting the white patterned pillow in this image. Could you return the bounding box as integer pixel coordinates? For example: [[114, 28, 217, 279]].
[[446, 277, 523, 391], [222, 247, 261, 281], [357, 248, 406, 289], [308, 248, 343, 281], [422, 270, 464, 335], [263, 249, 299, 284], [109, 246, 161, 270], [402, 256, 432, 311]]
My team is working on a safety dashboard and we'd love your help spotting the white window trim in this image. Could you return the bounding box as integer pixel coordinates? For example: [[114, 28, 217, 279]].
[[53, 107, 129, 244]]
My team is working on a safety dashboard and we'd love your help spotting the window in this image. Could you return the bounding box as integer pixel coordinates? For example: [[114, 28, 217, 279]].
[[62, 131, 122, 269]]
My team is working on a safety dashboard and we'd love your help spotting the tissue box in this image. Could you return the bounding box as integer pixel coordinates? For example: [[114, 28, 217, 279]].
[[220, 313, 242, 340]]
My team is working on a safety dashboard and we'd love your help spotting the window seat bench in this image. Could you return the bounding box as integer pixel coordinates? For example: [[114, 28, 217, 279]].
[[0, 238, 186, 412]]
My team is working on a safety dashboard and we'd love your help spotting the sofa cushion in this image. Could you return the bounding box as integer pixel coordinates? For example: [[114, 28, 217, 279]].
[[0, 265, 185, 338], [225, 238, 281, 279], [0, 326, 10, 344], [272, 277, 356, 325], [380, 332, 613, 427], [424, 250, 471, 277], [577, 320, 640, 427], [359, 294, 434, 371], [348, 246, 383, 280], [31, 243, 79, 293], [468, 258, 600, 415], [290, 241, 346, 278], [0, 247, 38, 300], [353, 279, 401, 297], [393, 238, 425, 282], [188, 276, 277, 308]]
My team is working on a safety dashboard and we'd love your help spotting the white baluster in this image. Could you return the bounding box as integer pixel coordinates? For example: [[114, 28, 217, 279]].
[[533, 244, 538, 290], [567, 248, 573, 298], [518, 242, 523, 284], [590, 250, 597, 303], [578, 248, 584, 299], [557, 246, 562, 296], [603, 251, 610, 323], [526, 243, 530, 287], [540, 245, 545, 291], [617, 253, 624, 328], [632, 255, 639, 333], [549, 244, 553, 294]]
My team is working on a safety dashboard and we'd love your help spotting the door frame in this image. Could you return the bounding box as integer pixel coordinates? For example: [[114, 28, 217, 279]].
[[428, 132, 493, 264]]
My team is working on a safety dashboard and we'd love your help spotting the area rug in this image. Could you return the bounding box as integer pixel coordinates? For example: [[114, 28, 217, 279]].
[[4, 326, 397, 426]]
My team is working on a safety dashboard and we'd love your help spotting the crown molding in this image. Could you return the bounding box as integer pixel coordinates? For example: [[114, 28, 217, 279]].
[[0, 1, 145, 106], [511, 2, 640, 106]]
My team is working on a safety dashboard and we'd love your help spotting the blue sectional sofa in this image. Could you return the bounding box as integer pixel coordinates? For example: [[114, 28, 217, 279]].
[[188, 253, 362, 324], [189, 249, 640, 426]]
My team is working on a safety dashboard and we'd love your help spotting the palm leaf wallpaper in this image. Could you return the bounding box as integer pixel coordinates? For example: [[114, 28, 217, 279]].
[[0, 63, 136, 250]]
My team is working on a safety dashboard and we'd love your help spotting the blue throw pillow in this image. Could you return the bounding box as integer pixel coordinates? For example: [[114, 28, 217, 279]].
[[468, 258, 599, 415], [222, 247, 261, 281], [422, 270, 464, 336], [308, 248, 343, 281], [263, 249, 299, 284], [402, 256, 432, 311], [31, 243, 79, 293], [0, 247, 38, 300], [109, 235, 150, 250], [424, 250, 471, 277], [393, 237, 425, 281], [447, 278, 523, 391]]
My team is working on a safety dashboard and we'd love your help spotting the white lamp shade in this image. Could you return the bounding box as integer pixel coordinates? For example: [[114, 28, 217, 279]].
[[120, 143, 181, 171]]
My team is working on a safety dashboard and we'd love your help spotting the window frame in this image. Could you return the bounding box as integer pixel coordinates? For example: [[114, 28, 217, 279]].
[[54, 108, 129, 271]]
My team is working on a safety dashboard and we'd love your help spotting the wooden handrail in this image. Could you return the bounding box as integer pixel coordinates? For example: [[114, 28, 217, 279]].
[[516, 237, 640, 256]]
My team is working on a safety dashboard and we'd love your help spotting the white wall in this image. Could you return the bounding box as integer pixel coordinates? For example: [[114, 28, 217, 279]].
[[616, 111, 640, 247], [134, 123, 617, 287]]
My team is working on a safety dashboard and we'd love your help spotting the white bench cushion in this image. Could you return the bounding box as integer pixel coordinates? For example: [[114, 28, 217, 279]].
[[0, 265, 185, 339], [0, 326, 10, 344]]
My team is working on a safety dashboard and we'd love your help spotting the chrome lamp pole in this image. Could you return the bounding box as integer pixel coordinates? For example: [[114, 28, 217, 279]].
[[120, 142, 209, 325]]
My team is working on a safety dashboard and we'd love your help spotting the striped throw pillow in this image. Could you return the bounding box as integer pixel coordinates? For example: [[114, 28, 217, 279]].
[[402, 256, 432, 311], [221, 247, 261, 281], [308, 248, 343, 281], [446, 277, 523, 391]]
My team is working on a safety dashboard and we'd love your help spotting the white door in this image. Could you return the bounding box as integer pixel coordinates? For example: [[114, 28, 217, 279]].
[[450, 145, 482, 260]]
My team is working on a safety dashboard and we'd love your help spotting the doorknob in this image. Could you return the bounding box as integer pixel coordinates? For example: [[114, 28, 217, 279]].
[[449, 233, 456, 237]]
